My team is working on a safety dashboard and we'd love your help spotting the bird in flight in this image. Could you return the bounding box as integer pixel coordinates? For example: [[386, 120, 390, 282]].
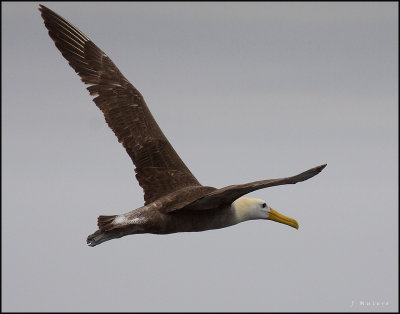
[[39, 5, 327, 247]]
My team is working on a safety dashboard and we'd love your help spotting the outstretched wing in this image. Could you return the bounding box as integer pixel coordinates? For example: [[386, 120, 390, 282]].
[[162, 164, 327, 213], [39, 5, 201, 204]]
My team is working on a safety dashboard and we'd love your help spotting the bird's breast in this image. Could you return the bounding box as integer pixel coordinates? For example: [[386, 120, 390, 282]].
[[155, 207, 238, 234]]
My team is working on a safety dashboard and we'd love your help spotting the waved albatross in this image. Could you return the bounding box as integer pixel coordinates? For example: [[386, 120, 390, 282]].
[[39, 5, 327, 247]]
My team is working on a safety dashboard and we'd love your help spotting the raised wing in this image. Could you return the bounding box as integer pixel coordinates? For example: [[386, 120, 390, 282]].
[[164, 164, 327, 212], [39, 5, 201, 204]]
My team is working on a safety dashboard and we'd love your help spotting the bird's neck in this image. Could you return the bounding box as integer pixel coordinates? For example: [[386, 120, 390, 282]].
[[231, 198, 258, 223]]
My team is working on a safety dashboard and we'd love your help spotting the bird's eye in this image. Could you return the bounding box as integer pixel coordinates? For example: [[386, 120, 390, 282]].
[[262, 203, 266, 208]]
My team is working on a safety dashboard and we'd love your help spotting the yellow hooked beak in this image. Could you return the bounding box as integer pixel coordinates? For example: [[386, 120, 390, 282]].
[[267, 208, 299, 229]]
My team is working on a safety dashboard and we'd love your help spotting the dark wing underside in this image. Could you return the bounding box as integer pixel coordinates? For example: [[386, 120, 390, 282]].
[[162, 164, 327, 213], [39, 5, 201, 204]]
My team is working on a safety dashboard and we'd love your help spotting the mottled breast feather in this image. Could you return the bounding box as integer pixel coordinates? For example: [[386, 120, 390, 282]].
[[39, 5, 201, 204]]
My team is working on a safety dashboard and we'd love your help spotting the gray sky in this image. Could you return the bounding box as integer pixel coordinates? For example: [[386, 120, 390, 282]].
[[2, 1, 398, 312]]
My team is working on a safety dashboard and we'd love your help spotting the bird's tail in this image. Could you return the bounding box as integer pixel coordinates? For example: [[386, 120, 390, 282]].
[[87, 212, 145, 246], [87, 214, 121, 247], [97, 214, 118, 231]]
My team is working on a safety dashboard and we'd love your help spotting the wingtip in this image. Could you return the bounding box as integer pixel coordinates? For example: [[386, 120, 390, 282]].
[[319, 163, 327, 171], [312, 163, 327, 175], [38, 4, 53, 14], [294, 163, 327, 183]]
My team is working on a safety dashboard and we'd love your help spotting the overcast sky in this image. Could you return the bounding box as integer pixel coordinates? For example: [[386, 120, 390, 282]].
[[2, 2, 398, 312]]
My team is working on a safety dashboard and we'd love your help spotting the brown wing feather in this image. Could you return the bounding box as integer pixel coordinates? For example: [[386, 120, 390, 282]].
[[163, 164, 327, 213], [39, 5, 201, 204]]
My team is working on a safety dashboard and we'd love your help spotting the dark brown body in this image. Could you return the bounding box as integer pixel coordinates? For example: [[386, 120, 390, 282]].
[[38, 5, 327, 247], [87, 205, 238, 246], [149, 207, 238, 234], [86, 163, 327, 246]]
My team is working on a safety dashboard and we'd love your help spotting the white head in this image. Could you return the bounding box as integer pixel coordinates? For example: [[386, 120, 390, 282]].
[[232, 197, 299, 229]]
